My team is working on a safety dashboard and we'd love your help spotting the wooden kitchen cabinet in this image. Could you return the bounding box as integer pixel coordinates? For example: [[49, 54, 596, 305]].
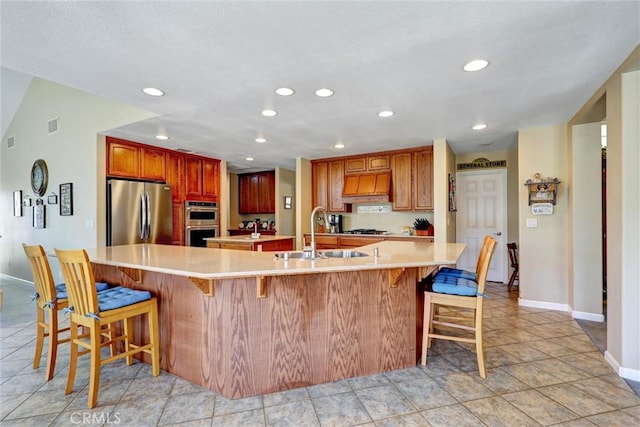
[[165, 152, 184, 202], [391, 152, 412, 211], [413, 149, 433, 210], [344, 157, 367, 174], [171, 202, 184, 245], [328, 160, 346, 212], [303, 235, 339, 249], [239, 171, 275, 214], [367, 154, 390, 171], [312, 161, 328, 209], [344, 154, 390, 174], [185, 156, 220, 201], [338, 236, 384, 248], [107, 138, 166, 181], [311, 160, 346, 212]]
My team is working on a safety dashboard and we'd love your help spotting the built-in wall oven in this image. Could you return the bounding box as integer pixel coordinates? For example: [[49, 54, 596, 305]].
[[185, 201, 219, 247]]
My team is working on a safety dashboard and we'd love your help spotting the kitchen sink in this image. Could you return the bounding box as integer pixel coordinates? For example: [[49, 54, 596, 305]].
[[319, 250, 368, 258], [274, 251, 318, 260]]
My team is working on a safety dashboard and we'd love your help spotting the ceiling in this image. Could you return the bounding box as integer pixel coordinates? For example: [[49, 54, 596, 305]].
[[1, 1, 638, 173]]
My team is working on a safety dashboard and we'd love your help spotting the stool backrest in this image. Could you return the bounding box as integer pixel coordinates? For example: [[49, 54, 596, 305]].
[[54, 248, 99, 317], [507, 242, 519, 268], [23, 244, 57, 306], [476, 237, 498, 295]]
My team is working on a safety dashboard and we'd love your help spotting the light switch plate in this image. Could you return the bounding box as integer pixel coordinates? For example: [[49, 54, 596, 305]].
[[526, 218, 538, 228]]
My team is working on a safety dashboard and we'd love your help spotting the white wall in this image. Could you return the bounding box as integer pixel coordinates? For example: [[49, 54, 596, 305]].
[[0, 78, 156, 282], [433, 138, 456, 243], [517, 125, 570, 308], [570, 123, 603, 320]]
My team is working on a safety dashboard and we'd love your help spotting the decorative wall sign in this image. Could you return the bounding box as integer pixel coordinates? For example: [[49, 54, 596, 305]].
[[13, 190, 22, 216], [448, 174, 457, 212], [47, 193, 58, 205], [33, 199, 46, 228], [457, 158, 507, 170], [60, 183, 73, 216]]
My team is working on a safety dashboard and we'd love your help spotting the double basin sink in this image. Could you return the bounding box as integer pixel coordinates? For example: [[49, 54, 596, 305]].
[[275, 250, 368, 260]]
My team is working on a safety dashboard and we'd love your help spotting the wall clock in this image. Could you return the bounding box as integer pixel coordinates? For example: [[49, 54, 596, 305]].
[[31, 159, 49, 197]]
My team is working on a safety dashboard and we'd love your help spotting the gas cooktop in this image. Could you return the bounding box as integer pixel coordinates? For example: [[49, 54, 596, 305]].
[[344, 229, 387, 235]]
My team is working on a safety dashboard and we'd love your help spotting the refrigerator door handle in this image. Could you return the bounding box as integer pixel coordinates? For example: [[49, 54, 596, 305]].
[[145, 191, 151, 240], [140, 192, 147, 240]]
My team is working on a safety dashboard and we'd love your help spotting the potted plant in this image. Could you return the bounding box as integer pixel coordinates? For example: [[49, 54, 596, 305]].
[[413, 218, 433, 236]]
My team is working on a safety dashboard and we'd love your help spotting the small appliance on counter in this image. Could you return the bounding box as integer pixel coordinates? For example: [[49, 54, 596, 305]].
[[328, 214, 343, 233]]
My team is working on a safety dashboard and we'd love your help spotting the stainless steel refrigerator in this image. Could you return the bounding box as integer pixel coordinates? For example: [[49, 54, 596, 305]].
[[107, 179, 173, 246]]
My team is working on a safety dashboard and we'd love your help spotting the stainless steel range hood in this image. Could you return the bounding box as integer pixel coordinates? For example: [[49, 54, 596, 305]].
[[341, 171, 391, 203]]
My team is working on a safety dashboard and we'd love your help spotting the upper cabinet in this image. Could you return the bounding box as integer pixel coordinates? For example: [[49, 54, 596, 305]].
[[311, 160, 347, 212], [313, 146, 433, 212], [107, 138, 167, 181], [185, 156, 220, 201], [239, 171, 275, 214]]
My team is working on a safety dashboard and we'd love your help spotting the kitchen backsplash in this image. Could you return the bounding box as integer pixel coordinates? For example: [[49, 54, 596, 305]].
[[340, 203, 434, 234]]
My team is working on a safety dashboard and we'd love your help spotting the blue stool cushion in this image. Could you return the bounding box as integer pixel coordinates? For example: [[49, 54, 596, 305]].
[[433, 275, 478, 296], [56, 282, 109, 299], [97, 286, 151, 311], [436, 267, 476, 282]]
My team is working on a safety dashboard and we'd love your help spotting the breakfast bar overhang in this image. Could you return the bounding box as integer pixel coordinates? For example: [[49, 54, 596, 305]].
[[86, 241, 465, 399]]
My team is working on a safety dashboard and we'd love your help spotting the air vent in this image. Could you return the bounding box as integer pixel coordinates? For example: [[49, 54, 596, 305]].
[[176, 148, 194, 153], [48, 117, 59, 135], [7, 136, 15, 149]]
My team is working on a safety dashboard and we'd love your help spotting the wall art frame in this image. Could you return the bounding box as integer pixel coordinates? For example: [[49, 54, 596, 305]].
[[60, 182, 73, 216]]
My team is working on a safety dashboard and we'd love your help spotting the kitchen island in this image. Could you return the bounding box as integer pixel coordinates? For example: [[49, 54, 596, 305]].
[[205, 235, 294, 251], [87, 241, 465, 398]]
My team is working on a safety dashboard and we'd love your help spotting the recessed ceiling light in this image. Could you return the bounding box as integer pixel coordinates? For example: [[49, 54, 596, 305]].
[[142, 87, 165, 96], [255, 137, 267, 143], [261, 109, 277, 117], [334, 142, 345, 149], [378, 110, 394, 118], [155, 135, 169, 140], [472, 124, 488, 130], [315, 88, 334, 97], [463, 59, 489, 72], [275, 87, 295, 96], [246, 157, 254, 161]]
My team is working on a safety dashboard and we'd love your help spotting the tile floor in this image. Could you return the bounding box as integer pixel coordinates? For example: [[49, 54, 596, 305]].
[[1, 276, 639, 426]]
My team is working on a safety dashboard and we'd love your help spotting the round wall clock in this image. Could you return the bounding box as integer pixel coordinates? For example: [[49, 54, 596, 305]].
[[31, 159, 49, 197]]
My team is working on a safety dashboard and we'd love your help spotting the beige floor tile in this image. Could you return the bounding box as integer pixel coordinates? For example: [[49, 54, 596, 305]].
[[463, 396, 539, 426], [538, 383, 617, 417], [502, 389, 580, 425], [421, 404, 485, 427]]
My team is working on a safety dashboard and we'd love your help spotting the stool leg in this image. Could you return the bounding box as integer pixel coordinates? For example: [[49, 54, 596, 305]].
[[87, 323, 102, 409], [124, 317, 133, 366], [149, 303, 160, 376], [421, 295, 433, 366], [33, 306, 45, 369], [475, 307, 486, 379], [66, 321, 79, 395], [45, 308, 58, 380]]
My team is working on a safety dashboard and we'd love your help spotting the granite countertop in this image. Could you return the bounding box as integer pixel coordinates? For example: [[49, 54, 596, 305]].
[[85, 241, 465, 280], [310, 232, 435, 239], [205, 235, 295, 243]]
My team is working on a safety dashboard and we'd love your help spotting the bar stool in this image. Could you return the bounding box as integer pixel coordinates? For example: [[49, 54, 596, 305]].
[[507, 242, 519, 291], [55, 248, 160, 409], [23, 244, 109, 380]]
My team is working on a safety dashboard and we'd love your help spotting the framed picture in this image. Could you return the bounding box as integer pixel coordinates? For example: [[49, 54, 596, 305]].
[[33, 199, 46, 228], [47, 194, 58, 205], [284, 196, 292, 209], [60, 183, 73, 216], [448, 174, 457, 212], [13, 190, 22, 216]]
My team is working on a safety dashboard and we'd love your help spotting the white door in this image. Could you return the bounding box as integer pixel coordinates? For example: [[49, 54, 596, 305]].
[[456, 169, 507, 283]]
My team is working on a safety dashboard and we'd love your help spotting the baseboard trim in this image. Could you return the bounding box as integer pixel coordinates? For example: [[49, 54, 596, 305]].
[[0, 273, 32, 285], [571, 310, 605, 322], [518, 298, 569, 312]]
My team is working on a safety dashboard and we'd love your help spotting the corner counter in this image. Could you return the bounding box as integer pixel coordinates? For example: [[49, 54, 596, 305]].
[[205, 235, 295, 251], [87, 242, 465, 399]]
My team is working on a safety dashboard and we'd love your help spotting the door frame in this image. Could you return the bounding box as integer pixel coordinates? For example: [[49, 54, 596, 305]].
[[456, 168, 509, 283]]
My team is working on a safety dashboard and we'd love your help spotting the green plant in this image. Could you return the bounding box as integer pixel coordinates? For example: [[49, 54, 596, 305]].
[[413, 218, 431, 230]]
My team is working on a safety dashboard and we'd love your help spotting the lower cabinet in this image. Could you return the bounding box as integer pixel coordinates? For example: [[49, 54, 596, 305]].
[[207, 238, 294, 252]]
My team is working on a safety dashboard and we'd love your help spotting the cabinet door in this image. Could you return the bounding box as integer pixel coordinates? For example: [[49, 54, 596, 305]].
[[171, 202, 184, 245], [185, 157, 203, 198], [328, 160, 345, 212], [344, 157, 367, 174], [260, 171, 276, 213], [339, 236, 384, 248], [312, 161, 328, 209], [413, 149, 434, 210], [239, 173, 260, 214], [392, 153, 412, 211], [107, 141, 139, 178], [203, 160, 219, 200], [166, 152, 184, 202], [140, 147, 166, 181], [367, 155, 390, 171]]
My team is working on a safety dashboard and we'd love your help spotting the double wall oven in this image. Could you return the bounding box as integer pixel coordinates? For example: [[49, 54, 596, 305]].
[[185, 201, 219, 247]]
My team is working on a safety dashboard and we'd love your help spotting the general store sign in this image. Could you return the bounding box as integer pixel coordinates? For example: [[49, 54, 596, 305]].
[[457, 158, 507, 170]]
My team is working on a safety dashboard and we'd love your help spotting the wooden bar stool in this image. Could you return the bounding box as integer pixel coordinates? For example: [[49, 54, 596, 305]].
[[421, 236, 497, 378], [55, 248, 160, 409], [507, 242, 519, 291]]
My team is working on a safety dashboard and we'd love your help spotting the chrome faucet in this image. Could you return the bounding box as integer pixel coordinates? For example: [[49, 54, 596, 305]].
[[308, 206, 329, 259]]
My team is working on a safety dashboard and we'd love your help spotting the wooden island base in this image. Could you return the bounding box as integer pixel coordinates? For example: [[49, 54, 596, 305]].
[[92, 264, 419, 399]]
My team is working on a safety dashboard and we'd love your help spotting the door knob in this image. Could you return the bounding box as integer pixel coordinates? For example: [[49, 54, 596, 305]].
[[493, 232, 502, 236]]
